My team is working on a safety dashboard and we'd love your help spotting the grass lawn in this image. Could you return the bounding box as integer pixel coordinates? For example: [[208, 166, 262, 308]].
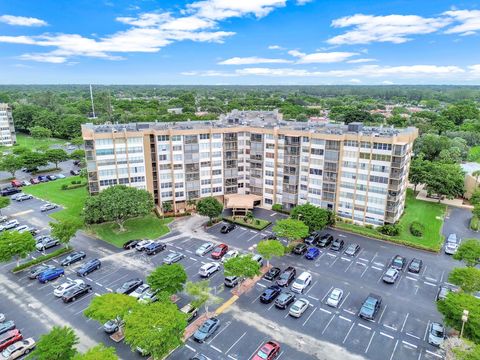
[[335, 189, 446, 251], [225, 216, 271, 230], [468, 146, 480, 163], [22, 176, 87, 228], [89, 215, 173, 248], [16, 133, 66, 150]]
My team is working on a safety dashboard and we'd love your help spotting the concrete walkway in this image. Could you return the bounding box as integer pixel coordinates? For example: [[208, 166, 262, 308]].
[[412, 184, 473, 210]]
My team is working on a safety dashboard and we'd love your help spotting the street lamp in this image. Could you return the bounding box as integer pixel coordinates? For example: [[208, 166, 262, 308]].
[[460, 309, 469, 338]]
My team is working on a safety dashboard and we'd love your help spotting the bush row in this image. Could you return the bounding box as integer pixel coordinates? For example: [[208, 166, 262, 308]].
[[223, 217, 271, 230], [12, 247, 73, 273], [470, 216, 480, 231]]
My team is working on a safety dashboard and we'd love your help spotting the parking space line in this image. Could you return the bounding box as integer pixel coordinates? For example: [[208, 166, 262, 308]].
[[425, 350, 443, 358], [425, 276, 436, 282], [406, 332, 421, 340], [246, 234, 258, 242], [340, 257, 351, 262], [365, 331, 376, 353], [321, 314, 335, 335], [319, 307, 331, 314], [185, 344, 196, 352], [390, 340, 399, 360], [383, 324, 397, 332], [302, 307, 317, 326], [305, 280, 317, 295], [321, 286, 333, 302], [380, 331, 394, 339], [371, 266, 383, 271], [189, 257, 198, 262], [248, 340, 266, 360], [251, 294, 262, 304], [307, 295, 319, 301], [226, 331, 246, 354], [401, 313, 409, 332], [339, 291, 350, 308], [358, 323, 371, 330], [186, 250, 193, 254], [344, 260, 355, 272], [342, 322, 355, 343], [360, 266, 369, 277], [402, 340, 417, 349], [343, 309, 355, 316], [257, 283, 266, 288], [329, 256, 339, 267], [424, 281, 436, 287], [424, 320, 431, 341], [210, 345, 222, 353], [358, 258, 369, 262], [207, 321, 231, 344], [228, 355, 237, 360], [339, 315, 351, 322], [378, 305, 387, 323], [406, 276, 418, 281]]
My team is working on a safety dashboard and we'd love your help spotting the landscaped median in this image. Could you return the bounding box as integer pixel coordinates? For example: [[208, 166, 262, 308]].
[[223, 216, 271, 230], [335, 189, 446, 252], [12, 247, 73, 273]]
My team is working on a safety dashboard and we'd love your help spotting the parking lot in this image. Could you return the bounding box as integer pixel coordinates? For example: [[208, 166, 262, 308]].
[[0, 197, 460, 359]]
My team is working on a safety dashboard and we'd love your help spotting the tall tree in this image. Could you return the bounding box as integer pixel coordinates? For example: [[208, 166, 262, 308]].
[[272, 218, 309, 242], [257, 240, 285, 266], [424, 162, 464, 201], [0, 231, 36, 266], [147, 263, 187, 296], [27, 326, 79, 360], [29, 126, 52, 139], [185, 280, 221, 313], [449, 267, 480, 294], [290, 203, 334, 232], [196, 196, 223, 223], [83, 185, 154, 231], [72, 344, 118, 360], [408, 155, 428, 193], [454, 239, 480, 267], [84, 293, 138, 324], [50, 220, 78, 248], [224, 255, 261, 279], [69, 149, 85, 160], [0, 154, 24, 178], [70, 137, 84, 148], [123, 300, 187, 359], [21, 150, 48, 171], [45, 149, 69, 169]]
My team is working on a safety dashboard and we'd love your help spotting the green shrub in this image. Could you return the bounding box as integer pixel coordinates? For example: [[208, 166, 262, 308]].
[[365, 224, 374, 229], [12, 247, 73, 272], [409, 221, 425, 237], [378, 224, 400, 236], [471, 216, 480, 231], [61, 184, 68, 190], [272, 204, 283, 212]]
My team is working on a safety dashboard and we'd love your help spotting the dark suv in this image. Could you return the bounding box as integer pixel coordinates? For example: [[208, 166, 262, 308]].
[[359, 293, 382, 320], [276, 267, 296, 287], [391, 255, 406, 271], [0, 187, 21, 197], [304, 232, 321, 245], [331, 238, 345, 251], [145, 241, 167, 255], [293, 243, 308, 255], [77, 259, 101, 277], [317, 234, 334, 248]]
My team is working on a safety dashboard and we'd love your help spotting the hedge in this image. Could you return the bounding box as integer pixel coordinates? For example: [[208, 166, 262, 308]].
[[12, 247, 73, 273], [223, 216, 271, 230], [410, 221, 425, 237], [471, 216, 480, 231]]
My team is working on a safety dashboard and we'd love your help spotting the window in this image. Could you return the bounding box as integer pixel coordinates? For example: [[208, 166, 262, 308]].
[[371, 154, 391, 162], [130, 176, 145, 183], [159, 164, 171, 170], [309, 168, 322, 176], [265, 179, 274, 186], [160, 182, 172, 189], [161, 191, 173, 197], [344, 140, 359, 147], [212, 151, 222, 158], [159, 154, 168, 161], [265, 170, 274, 177], [201, 188, 211, 195], [359, 152, 371, 160], [311, 148, 324, 156], [212, 133, 222, 139], [201, 161, 211, 168], [175, 191, 184, 197], [127, 137, 142, 144], [369, 175, 388, 184], [171, 135, 181, 141], [173, 154, 182, 161], [172, 145, 182, 151], [95, 139, 113, 146], [373, 143, 392, 151], [173, 164, 182, 170], [266, 152, 275, 159], [96, 149, 114, 156], [265, 198, 273, 204], [100, 179, 117, 186], [200, 133, 210, 140], [201, 179, 211, 185], [266, 144, 275, 149], [213, 186, 222, 193], [157, 135, 170, 142], [311, 139, 325, 145], [212, 169, 222, 176]]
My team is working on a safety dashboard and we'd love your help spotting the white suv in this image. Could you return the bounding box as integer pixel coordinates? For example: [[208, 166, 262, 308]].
[[291, 271, 312, 293], [199, 262, 220, 278]]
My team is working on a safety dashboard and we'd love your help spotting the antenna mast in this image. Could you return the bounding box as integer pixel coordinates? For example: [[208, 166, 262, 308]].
[[89, 84, 96, 119]]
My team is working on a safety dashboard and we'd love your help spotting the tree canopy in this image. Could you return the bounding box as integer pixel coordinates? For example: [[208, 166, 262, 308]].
[[272, 218, 309, 242], [72, 344, 118, 360], [449, 267, 480, 294], [290, 203, 334, 232], [0, 154, 24, 178], [30, 126, 52, 139], [256, 240, 285, 266], [147, 263, 187, 296], [50, 220, 78, 247], [224, 255, 261, 279], [185, 280, 221, 312], [424, 162, 464, 201], [454, 239, 480, 267], [45, 149, 69, 169], [196, 196, 223, 221], [27, 326, 79, 360], [84, 293, 138, 324], [0, 230, 36, 266]]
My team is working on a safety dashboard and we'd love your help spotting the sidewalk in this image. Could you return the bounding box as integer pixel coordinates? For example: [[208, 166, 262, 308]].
[[412, 184, 473, 210]]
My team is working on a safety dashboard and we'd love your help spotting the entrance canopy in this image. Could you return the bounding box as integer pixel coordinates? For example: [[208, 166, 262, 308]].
[[224, 194, 262, 213]]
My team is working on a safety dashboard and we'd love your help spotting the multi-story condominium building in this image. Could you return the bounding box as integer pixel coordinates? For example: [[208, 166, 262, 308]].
[[82, 110, 418, 226], [0, 103, 16, 146]]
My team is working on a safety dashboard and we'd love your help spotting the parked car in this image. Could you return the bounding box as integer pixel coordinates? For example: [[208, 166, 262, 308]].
[[436, 285, 458, 301], [28, 264, 55, 279], [38, 268, 64, 283], [62, 283, 93, 303], [305, 247, 320, 260], [76, 259, 101, 277], [326, 288, 344, 308], [428, 322, 446, 347], [0, 330, 23, 352], [199, 263, 220, 278], [138, 289, 158, 304], [260, 285, 282, 303], [390, 255, 406, 271], [0, 216, 7, 223], [211, 244, 228, 259], [46, 175, 57, 181], [293, 243, 308, 255], [304, 232, 320, 246], [193, 318, 220, 343], [70, 170, 80, 176], [37, 176, 49, 182], [103, 318, 124, 334], [317, 234, 334, 248], [382, 268, 400, 284], [123, 240, 140, 250], [40, 203, 57, 212], [180, 303, 198, 323], [289, 298, 310, 318], [145, 241, 167, 255], [408, 258, 423, 273], [0, 337, 35, 359], [264, 267, 281, 281], [251, 341, 281, 360], [274, 291, 296, 309], [445, 238, 460, 255], [54, 279, 85, 297], [359, 294, 382, 320], [129, 284, 150, 299], [331, 238, 345, 251], [220, 223, 236, 234], [10, 180, 22, 188], [0, 188, 20, 197], [35, 237, 60, 251], [221, 249, 239, 263], [0, 322, 15, 336], [56, 174, 66, 179], [0, 220, 19, 231], [60, 251, 86, 266], [252, 254, 264, 267], [190, 355, 209, 360], [135, 240, 154, 251], [29, 178, 40, 185], [291, 271, 312, 293], [195, 242, 215, 256], [276, 267, 296, 287], [344, 243, 360, 256], [15, 194, 32, 202], [116, 278, 143, 295], [163, 252, 185, 264], [262, 234, 277, 241], [0, 314, 4, 322], [21, 181, 31, 187], [224, 276, 240, 288]]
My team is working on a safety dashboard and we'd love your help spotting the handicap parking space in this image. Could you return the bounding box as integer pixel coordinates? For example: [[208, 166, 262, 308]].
[[421, 263, 445, 285]]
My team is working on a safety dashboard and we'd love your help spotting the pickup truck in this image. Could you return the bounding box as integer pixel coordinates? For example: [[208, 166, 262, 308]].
[[180, 303, 198, 323]]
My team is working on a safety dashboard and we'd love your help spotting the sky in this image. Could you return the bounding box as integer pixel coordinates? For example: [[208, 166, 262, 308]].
[[0, 0, 479, 85]]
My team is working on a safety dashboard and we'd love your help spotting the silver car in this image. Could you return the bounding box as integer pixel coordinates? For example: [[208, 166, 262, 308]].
[[326, 288, 343, 307], [196, 242, 215, 256], [428, 322, 445, 347], [382, 268, 400, 284], [163, 252, 185, 264], [130, 284, 150, 299], [289, 298, 310, 318]]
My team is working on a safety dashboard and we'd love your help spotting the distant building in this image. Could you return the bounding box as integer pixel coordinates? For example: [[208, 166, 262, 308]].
[[167, 108, 183, 115], [461, 162, 480, 199], [0, 103, 16, 146]]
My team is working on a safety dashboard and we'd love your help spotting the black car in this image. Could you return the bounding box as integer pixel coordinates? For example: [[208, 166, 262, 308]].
[[116, 278, 143, 294], [317, 234, 334, 248], [61, 251, 86, 266], [0, 187, 21, 196], [274, 291, 296, 309], [70, 169, 80, 175], [260, 285, 282, 303], [359, 293, 382, 320], [262, 234, 277, 241], [123, 240, 140, 250], [344, 243, 360, 256], [304, 232, 320, 245], [62, 283, 92, 303], [220, 224, 236, 233], [264, 267, 281, 281], [293, 243, 308, 255], [408, 258, 423, 273], [331, 238, 345, 251], [145, 241, 167, 255], [391, 255, 406, 271], [276, 267, 296, 287]]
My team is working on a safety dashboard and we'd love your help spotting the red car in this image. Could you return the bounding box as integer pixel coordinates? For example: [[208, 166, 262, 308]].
[[252, 341, 280, 360], [211, 244, 228, 259], [0, 329, 23, 351], [30, 178, 40, 185], [10, 180, 22, 188]]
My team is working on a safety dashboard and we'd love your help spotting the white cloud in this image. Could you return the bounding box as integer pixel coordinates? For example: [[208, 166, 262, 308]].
[[469, 64, 480, 76], [268, 44, 284, 50], [328, 14, 451, 44], [218, 56, 291, 65], [288, 50, 358, 63], [347, 58, 377, 63], [296, 0, 313, 5], [382, 80, 394, 85], [19, 53, 67, 63], [186, 0, 287, 21], [443, 10, 480, 36], [0, 14, 47, 27], [349, 78, 361, 83]]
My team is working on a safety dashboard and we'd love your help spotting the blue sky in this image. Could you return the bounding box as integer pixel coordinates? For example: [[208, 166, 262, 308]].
[[0, 0, 479, 84]]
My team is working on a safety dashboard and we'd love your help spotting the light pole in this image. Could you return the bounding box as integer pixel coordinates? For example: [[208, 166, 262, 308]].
[[460, 309, 469, 338]]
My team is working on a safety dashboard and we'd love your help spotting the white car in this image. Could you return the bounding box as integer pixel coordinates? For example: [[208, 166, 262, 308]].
[[291, 271, 312, 293], [326, 288, 343, 308], [14, 225, 30, 233], [445, 241, 459, 255], [221, 250, 239, 263], [15, 194, 33, 202], [0, 313, 5, 322], [196, 242, 215, 256], [54, 279, 84, 297], [56, 174, 66, 179], [199, 263, 220, 278], [135, 240, 154, 251], [0, 219, 19, 231], [289, 298, 310, 318], [130, 284, 150, 299]]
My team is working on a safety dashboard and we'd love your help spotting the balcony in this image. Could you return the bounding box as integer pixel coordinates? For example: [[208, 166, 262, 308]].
[[390, 169, 406, 180]]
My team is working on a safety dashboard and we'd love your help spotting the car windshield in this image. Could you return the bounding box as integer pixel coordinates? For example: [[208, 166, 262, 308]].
[[347, 246, 355, 252], [393, 258, 402, 266], [386, 269, 396, 276], [256, 349, 269, 359], [279, 272, 289, 280], [432, 327, 444, 337], [330, 290, 341, 300], [213, 247, 222, 252], [2, 345, 15, 356], [296, 279, 305, 285], [199, 322, 212, 332]]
